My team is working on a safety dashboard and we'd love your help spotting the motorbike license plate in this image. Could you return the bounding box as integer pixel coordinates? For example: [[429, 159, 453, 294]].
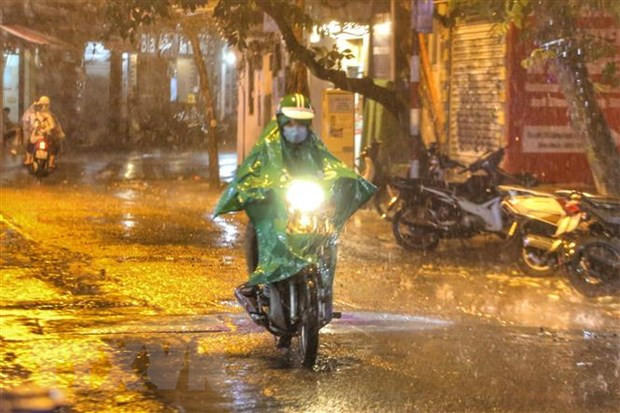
[[35, 150, 48, 160]]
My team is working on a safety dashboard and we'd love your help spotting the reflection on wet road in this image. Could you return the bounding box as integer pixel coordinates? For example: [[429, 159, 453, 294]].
[[1, 151, 619, 411], [2, 309, 618, 412], [0, 150, 237, 186]]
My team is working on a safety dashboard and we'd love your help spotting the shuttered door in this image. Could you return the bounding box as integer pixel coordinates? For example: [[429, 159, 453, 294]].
[[448, 23, 506, 163]]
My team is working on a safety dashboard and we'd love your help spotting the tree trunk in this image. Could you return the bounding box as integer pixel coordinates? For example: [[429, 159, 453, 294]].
[[552, 47, 620, 196], [284, 0, 309, 95], [285, 61, 309, 96], [187, 30, 220, 188], [256, 0, 406, 118]]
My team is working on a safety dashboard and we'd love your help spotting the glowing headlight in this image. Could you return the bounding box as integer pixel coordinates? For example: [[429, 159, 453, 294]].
[[286, 180, 325, 212]]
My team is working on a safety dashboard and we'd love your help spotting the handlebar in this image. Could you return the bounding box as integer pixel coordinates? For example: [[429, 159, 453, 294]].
[[467, 147, 505, 173]]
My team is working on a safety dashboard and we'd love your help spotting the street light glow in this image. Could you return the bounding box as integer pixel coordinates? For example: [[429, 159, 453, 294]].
[[224, 51, 236, 66], [375, 21, 392, 36], [310, 27, 321, 43]]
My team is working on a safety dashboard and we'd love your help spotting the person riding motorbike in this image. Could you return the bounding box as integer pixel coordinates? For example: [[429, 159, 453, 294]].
[[24, 96, 65, 169], [213, 94, 375, 347]]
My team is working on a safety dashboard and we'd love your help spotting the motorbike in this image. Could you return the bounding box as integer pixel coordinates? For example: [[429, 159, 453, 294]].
[[358, 141, 398, 220], [391, 147, 537, 251], [507, 190, 620, 296], [501, 186, 568, 276], [359, 141, 464, 221], [30, 137, 52, 178], [559, 192, 620, 296], [236, 179, 340, 368]]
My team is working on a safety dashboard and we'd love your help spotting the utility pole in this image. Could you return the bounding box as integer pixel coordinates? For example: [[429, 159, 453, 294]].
[[409, 0, 434, 178], [409, 0, 422, 178], [285, 0, 309, 95]]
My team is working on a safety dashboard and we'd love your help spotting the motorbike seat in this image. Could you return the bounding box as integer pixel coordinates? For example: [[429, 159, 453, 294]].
[[585, 201, 620, 225], [570, 193, 620, 226], [582, 193, 620, 208]]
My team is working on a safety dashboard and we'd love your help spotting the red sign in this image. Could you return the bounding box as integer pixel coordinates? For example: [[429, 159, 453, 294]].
[[505, 16, 620, 185]]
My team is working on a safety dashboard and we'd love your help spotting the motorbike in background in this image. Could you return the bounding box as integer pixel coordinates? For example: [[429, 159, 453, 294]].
[[359, 141, 464, 220], [29, 137, 52, 179], [506, 189, 620, 296], [359, 141, 398, 220], [391, 147, 536, 251], [501, 186, 568, 276], [561, 192, 620, 296], [238, 179, 340, 368]]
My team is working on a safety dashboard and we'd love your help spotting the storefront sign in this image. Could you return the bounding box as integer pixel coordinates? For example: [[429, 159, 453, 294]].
[[139, 33, 193, 56], [140, 34, 157, 54], [522, 125, 582, 153], [506, 13, 620, 184], [412, 0, 434, 33]]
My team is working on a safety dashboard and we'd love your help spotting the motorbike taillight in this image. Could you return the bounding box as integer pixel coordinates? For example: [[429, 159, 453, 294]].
[[562, 200, 581, 215]]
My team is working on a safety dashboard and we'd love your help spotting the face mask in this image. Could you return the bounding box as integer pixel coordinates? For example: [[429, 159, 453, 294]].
[[283, 125, 308, 144]]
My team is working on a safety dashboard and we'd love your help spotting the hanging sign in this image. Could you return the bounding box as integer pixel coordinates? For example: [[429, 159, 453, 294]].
[[412, 0, 434, 33]]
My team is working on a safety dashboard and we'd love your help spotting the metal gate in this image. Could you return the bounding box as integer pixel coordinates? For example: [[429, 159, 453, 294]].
[[448, 23, 506, 163]]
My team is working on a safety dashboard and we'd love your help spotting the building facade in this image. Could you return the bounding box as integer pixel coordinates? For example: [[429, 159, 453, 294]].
[[423, 8, 620, 185]]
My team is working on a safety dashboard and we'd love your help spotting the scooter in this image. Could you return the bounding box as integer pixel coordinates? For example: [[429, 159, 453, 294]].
[[358, 141, 399, 220], [236, 179, 340, 368], [29, 137, 52, 179], [359, 141, 464, 221], [500, 186, 568, 276], [556, 192, 620, 296], [507, 189, 620, 295], [391, 147, 535, 250]]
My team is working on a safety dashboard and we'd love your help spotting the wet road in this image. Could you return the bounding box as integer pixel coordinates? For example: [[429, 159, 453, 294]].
[[1, 151, 619, 412]]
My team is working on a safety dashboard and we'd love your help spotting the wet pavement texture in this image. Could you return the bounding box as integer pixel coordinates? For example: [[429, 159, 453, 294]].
[[1, 151, 619, 412]]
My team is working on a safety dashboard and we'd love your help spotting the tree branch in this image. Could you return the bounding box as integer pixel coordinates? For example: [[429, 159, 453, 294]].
[[255, 0, 407, 119]]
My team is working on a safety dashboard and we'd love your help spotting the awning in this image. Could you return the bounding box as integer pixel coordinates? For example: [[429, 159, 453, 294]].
[[0, 24, 69, 48]]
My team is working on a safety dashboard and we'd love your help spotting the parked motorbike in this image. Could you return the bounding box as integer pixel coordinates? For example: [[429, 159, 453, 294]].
[[359, 141, 398, 220], [507, 189, 620, 296], [30, 137, 52, 178], [237, 179, 340, 368], [560, 192, 620, 296], [359, 142, 464, 221], [391, 147, 536, 251], [501, 186, 567, 276]]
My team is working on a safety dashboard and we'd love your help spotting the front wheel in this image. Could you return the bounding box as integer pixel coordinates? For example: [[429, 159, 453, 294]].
[[515, 239, 557, 277], [244, 222, 258, 274], [293, 274, 319, 368], [31, 159, 48, 177], [30, 160, 39, 175], [567, 238, 620, 297], [392, 208, 439, 251]]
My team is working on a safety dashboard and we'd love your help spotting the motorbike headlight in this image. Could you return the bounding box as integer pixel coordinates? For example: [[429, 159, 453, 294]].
[[286, 180, 325, 212], [39, 141, 46, 149]]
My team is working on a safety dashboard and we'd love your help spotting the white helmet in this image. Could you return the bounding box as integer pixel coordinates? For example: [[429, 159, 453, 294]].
[[37, 96, 51, 105]]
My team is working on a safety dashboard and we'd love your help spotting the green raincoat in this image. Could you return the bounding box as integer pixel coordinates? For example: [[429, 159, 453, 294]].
[[214, 119, 376, 285]]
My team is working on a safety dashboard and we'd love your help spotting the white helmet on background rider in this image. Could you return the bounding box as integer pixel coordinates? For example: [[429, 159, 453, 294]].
[[36, 96, 51, 109]]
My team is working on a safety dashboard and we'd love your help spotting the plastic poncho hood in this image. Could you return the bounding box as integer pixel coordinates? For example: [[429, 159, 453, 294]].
[[214, 119, 376, 285]]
